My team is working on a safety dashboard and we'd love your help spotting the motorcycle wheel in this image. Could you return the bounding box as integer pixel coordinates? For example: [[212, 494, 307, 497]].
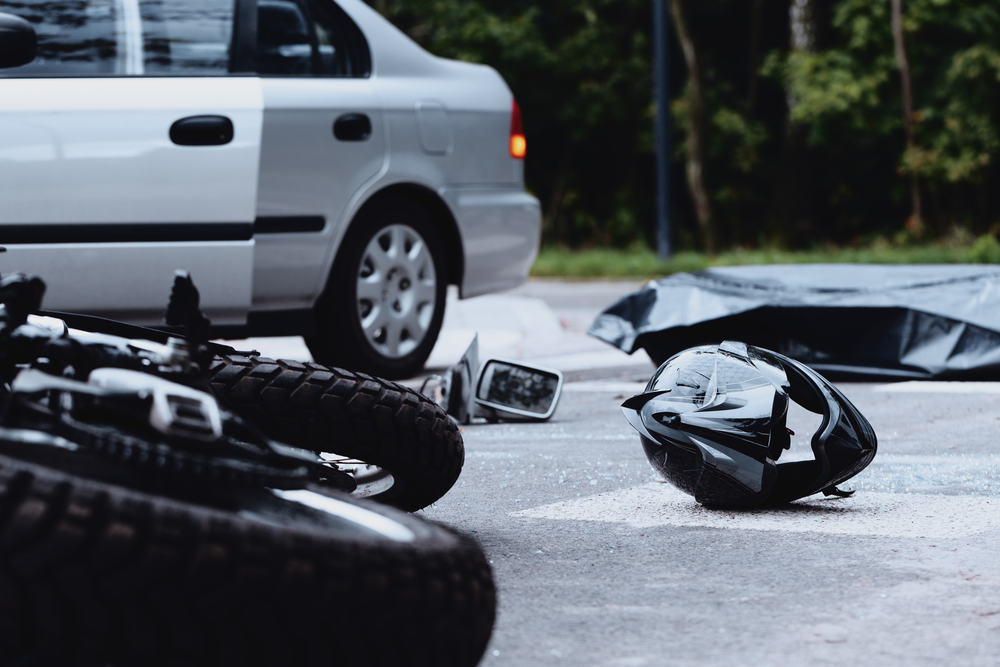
[[0, 450, 494, 667], [207, 355, 463, 512]]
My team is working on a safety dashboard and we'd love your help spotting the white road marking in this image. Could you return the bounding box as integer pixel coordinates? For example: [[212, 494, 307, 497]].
[[874, 381, 1000, 394], [511, 483, 998, 538]]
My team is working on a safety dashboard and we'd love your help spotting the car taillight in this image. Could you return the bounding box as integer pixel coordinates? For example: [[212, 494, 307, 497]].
[[510, 100, 526, 159]]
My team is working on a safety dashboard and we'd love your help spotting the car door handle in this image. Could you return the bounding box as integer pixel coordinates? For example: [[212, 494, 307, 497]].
[[333, 113, 372, 142], [170, 115, 234, 146]]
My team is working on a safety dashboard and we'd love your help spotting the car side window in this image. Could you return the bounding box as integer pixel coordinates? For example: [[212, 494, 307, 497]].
[[142, 0, 235, 75], [255, 0, 370, 78], [0, 0, 235, 77]]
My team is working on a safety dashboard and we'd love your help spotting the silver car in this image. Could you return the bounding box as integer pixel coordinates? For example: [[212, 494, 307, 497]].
[[0, 0, 540, 378]]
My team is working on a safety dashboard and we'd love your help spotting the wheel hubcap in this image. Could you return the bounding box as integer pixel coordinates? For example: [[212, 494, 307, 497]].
[[356, 224, 436, 359]]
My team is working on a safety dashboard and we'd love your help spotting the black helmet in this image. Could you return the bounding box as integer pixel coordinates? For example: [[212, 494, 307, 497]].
[[621, 341, 876, 507]]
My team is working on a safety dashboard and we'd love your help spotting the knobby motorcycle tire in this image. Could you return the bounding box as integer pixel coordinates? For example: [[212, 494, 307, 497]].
[[0, 453, 495, 667], [207, 355, 463, 512]]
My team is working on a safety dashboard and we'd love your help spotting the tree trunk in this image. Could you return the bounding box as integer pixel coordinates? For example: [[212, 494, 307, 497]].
[[670, 0, 716, 254], [543, 152, 572, 245], [891, 0, 923, 230], [768, 0, 820, 247], [790, 0, 816, 52]]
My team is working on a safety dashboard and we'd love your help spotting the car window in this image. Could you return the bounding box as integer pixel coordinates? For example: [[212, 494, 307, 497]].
[[142, 0, 234, 74], [0, 0, 235, 76], [255, 0, 370, 78]]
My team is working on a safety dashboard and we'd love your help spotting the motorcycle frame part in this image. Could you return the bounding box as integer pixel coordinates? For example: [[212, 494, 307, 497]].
[[5, 367, 353, 494], [86, 367, 223, 441], [15, 316, 431, 506], [36, 309, 252, 358], [11, 368, 222, 442]]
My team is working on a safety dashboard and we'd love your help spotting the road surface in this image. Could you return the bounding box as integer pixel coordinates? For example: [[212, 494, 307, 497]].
[[234, 279, 1000, 667]]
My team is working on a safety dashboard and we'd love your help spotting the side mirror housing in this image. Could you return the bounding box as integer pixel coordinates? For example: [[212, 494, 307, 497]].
[[0, 13, 37, 70], [474, 359, 563, 421], [444, 334, 477, 425]]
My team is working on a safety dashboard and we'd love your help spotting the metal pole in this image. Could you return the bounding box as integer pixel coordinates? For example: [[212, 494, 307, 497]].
[[653, 0, 672, 260]]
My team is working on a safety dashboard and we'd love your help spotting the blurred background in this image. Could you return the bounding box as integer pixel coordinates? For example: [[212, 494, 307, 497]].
[[364, 0, 1000, 273]]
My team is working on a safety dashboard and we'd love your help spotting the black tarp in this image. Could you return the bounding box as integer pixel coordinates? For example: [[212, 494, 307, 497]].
[[589, 264, 1000, 380]]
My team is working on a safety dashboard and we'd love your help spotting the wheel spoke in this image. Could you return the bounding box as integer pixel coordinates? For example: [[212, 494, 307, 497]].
[[399, 301, 429, 337], [362, 245, 389, 278], [387, 226, 407, 261], [361, 304, 387, 336], [411, 276, 436, 308], [382, 319, 404, 357], [356, 275, 382, 302], [406, 239, 432, 275]]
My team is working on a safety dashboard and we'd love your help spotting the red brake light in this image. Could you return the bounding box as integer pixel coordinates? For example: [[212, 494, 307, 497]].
[[510, 99, 526, 159]]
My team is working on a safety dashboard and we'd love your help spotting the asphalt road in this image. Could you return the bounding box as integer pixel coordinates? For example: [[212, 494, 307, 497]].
[[239, 279, 1000, 666], [424, 380, 1000, 667]]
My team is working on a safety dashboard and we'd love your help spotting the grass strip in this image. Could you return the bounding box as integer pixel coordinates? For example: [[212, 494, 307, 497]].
[[531, 236, 1000, 279]]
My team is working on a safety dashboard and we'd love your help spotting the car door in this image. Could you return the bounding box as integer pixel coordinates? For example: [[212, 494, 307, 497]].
[[0, 0, 261, 326], [250, 0, 386, 312]]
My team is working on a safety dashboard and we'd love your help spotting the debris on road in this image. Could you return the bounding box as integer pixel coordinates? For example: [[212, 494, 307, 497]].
[[591, 264, 1000, 380]]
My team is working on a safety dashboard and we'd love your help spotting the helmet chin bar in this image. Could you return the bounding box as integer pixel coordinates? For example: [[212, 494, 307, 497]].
[[622, 341, 877, 508]]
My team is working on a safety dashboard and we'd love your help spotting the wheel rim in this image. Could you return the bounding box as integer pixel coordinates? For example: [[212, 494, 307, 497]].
[[321, 453, 398, 499], [355, 224, 437, 359]]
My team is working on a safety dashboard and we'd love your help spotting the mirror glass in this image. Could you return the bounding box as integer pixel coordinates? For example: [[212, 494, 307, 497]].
[[477, 361, 559, 415]]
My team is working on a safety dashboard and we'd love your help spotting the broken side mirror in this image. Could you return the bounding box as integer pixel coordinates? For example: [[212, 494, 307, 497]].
[[474, 358, 563, 422], [443, 332, 477, 424], [423, 335, 563, 423], [422, 334, 477, 424], [0, 14, 37, 69]]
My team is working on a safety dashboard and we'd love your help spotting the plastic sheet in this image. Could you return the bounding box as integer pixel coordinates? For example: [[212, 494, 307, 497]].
[[589, 264, 1000, 380]]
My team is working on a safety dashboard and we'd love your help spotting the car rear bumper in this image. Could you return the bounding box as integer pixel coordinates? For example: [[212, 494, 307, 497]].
[[441, 186, 541, 299]]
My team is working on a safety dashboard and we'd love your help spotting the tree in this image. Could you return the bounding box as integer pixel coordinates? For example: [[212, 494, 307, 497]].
[[769, 0, 822, 246], [670, 0, 715, 253], [367, 0, 1000, 250], [775, 0, 1000, 236], [891, 0, 922, 229]]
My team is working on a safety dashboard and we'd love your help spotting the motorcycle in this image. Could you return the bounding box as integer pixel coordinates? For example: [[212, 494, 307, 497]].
[[0, 272, 495, 667], [24, 271, 463, 512]]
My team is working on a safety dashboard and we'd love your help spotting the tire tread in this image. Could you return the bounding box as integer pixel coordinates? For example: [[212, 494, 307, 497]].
[[209, 355, 463, 512], [0, 455, 494, 666]]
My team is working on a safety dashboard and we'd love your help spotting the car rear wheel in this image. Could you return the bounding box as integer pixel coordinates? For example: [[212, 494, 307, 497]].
[[308, 196, 448, 380]]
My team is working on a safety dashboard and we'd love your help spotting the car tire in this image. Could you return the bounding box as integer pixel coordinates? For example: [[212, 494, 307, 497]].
[[207, 354, 464, 512], [0, 451, 496, 667], [307, 195, 448, 380]]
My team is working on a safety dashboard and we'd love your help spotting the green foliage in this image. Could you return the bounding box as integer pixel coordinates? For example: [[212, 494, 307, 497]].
[[531, 237, 993, 279], [366, 0, 1000, 251], [969, 233, 1000, 263], [768, 0, 1000, 230]]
